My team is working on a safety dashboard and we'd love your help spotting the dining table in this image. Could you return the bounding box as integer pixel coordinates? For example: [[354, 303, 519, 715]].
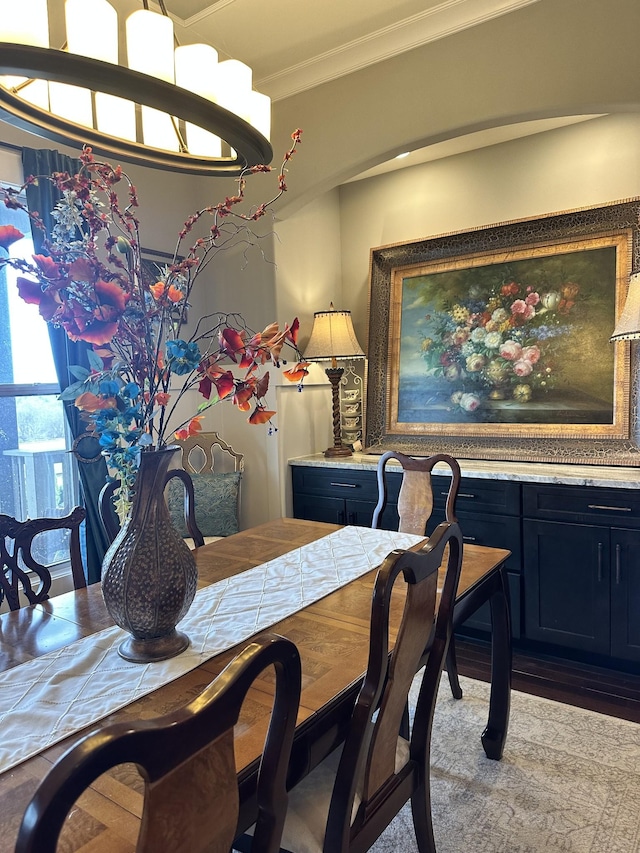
[[0, 517, 511, 852]]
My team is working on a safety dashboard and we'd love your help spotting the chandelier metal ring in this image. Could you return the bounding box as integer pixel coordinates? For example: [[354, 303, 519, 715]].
[[0, 43, 273, 175]]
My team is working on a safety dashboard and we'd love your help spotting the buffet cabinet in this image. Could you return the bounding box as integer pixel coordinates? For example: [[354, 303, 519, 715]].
[[291, 463, 640, 667], [291, 465, 522, 640], [522, 484, 640, 663]]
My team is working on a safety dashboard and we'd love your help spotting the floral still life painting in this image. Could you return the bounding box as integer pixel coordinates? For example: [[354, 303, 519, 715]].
[[0, 131, 307, 518], [389, 235, 629, 439]]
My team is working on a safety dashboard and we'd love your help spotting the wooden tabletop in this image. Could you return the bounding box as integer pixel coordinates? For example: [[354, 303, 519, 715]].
[[0, 518, 510, 852]]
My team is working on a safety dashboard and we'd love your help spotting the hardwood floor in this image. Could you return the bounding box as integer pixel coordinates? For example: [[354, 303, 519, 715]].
[[455, 637, 640, 723]]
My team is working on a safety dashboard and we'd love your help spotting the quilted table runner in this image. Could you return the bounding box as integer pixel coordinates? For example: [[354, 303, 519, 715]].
[[0, 525, 424, 774]]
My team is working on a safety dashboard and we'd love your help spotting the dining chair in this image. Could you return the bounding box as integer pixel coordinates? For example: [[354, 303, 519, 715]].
[[99, 467, 206, 547], [237, 521, 463, 853], [371, 450, 463, 700], [0, 507, 86, 611], [15, 632, 302, 853], [166, 430, 245, 546]]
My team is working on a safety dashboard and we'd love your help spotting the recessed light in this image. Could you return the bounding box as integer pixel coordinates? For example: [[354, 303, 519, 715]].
[[395, 152, 410, 159]]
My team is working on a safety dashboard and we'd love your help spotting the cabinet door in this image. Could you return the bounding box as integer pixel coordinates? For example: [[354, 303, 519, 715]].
[[292, 493, 346, 525], [456, 570, 521, 639], [610, 527, 640, 662], [523, 519, 610, 654], [345, 499, 397, 529]]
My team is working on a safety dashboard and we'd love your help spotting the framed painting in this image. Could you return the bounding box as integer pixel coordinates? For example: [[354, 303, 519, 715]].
[[141, 247, 187, 324], [365, 199, 640, 465]]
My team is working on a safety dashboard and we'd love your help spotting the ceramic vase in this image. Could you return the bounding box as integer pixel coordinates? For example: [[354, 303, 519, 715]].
[[101, 445, 198, 663]]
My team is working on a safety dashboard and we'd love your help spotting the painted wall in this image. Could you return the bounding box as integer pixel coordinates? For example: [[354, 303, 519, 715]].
[[4, 85, 640, 528], [272, 114, 640, 482], [271, 0, 640, 216], [338, 113, 640, 346]]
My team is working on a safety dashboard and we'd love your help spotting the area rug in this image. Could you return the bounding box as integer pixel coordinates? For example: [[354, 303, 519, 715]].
[[370, 675, 640, 853]]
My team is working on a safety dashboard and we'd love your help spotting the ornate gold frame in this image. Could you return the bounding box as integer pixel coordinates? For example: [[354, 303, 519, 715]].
[[365, 199, 640, 465]]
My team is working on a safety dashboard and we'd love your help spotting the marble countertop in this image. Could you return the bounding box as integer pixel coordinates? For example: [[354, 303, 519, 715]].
[[289, 453, 640, 490]]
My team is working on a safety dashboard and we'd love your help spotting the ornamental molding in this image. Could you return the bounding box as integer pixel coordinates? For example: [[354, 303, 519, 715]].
[[258, 0, 542, 101]]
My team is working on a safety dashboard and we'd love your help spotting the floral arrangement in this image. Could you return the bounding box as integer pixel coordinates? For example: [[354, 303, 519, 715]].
[[0, 131, 308, 512], [419, 277, 580, 414]]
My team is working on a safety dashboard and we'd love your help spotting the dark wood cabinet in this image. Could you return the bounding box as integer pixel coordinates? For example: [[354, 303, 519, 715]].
[[291, 466, 400, 527], [610, 528, 640, 661], [523, 484, 640, 664], [291, 463, 640, 667], [291, 464, 522, 638], [523, 519, 611, 654]]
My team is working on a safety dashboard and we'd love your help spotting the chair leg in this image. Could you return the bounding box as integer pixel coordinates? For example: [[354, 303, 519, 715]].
[[400, 701, 410, 739], [445, 639, 463, 700], [411, 781, 437, 853]]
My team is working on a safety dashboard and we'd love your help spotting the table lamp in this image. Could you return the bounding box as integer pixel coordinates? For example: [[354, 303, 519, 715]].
[[304, 303, 365, 457], [611, 272, 640, 341]]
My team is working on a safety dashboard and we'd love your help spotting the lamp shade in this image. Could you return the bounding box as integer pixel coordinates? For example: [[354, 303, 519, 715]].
[[304, 305, 365, 361], [611, 272, 640, 341]]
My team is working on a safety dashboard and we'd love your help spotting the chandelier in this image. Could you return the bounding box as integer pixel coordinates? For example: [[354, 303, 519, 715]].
[[0, 0, 273, 175]]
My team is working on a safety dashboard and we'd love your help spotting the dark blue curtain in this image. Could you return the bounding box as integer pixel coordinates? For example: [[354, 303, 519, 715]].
[[22, 147, 109, 584]]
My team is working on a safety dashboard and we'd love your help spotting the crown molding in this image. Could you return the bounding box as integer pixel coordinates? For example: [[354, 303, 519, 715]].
[[179, 0, 237, 26], [259, 0, 541, 101]]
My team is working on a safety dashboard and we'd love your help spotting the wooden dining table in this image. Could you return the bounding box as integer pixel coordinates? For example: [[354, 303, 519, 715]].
[[0, 517, 511, 852]]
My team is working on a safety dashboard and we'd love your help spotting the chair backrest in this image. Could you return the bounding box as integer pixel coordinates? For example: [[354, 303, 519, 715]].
[[372, 450, 461, 535], [324, 521, 463, 852], [169, 432, 244, 539], [16, 632, 301, 853], [177, 431, 245, 475], [99, 468, 205, 547], [0, 508, 86, 611]]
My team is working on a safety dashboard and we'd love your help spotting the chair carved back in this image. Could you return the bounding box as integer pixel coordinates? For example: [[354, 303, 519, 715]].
[[16, 632, 301, 853], [372, 450, 461, 535], [325, 521, 463, 852], [99, 468, 205, 547], [372, 450, 463, 702], [99, 433, 243, 547], [176, 431, 245, 475], [0, 508, 86, 611]]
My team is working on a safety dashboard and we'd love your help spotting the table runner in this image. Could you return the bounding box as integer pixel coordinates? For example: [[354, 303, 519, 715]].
[[0, 525, 424, 774]]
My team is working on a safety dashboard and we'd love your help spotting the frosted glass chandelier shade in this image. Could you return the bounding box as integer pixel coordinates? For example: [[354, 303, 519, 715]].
[[127, 8, 178, 150], [48, 81, 92, 128], [126, 10, 175, 83], [66, 0, 118, 63], [247, 91, 271, 141], [0, 0, 273, 174], [215, 60, 253, 120], [175, 44, 222, 157], [3, 1, 49, 46], [0, 0, 49, 95]]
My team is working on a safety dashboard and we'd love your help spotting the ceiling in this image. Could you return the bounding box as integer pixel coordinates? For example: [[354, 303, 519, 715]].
[[149, 0, 598, 180], [163, 0, 543, 99]]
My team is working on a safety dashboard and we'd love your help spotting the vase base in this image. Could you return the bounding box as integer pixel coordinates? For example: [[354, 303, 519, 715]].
[[118, 629, 190, 663]]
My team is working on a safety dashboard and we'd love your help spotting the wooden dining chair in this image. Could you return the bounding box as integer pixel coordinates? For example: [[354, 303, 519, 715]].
[[99, 468, 205, 547], [237, 522, 463, 853], [371, 450, 463, 700], [15, 632, 302, 853], [0, 507, 86, 611], [166, 431, 245, 546]]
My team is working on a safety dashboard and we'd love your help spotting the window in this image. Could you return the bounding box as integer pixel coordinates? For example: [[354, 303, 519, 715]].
[[0, 187, 79, 570]]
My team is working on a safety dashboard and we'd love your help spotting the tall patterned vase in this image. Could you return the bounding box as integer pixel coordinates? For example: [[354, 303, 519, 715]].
[[101, 445, 198, 663]]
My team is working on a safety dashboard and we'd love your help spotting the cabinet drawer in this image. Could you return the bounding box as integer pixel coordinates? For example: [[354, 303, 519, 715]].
[[432, 476, 521, 517], [523, 483, 640, 528], [427, 509, 521, 572], [291, 465, 401, 503]]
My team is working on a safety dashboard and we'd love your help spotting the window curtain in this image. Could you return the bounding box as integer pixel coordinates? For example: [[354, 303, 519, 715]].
[[22, 147, 109, 584]]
